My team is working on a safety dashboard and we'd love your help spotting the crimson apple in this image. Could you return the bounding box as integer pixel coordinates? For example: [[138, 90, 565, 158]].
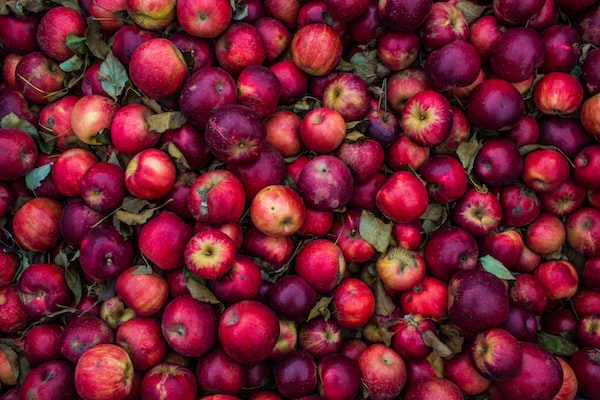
[[0, 285, 28, 334], [116, 316, 168, 371], [294, 238, 346, 293], [141, 362, 198, 400], [11, 197, 62, 252], [358, 343, 407, 400], [0, 127, 38, 181], [70, 94, 119, 145], [290, 23, 342, 76], [581, 92, 600, 137], [444, 349, 491, 396], [376, 246, 426, 291], [185, 228, 236, 280], [566, 206, 600, 257], [399, 275, 448, 322], [318, 353, 361, 400], [59, 315, 115, 364], [273, 349, 317, 399], [17, 262, 72, 319], [297, 154, 354, 211], [36, 6, 87, 61], [115, 265, 169, 316], [209, 254, 262, 305], [19, 360, 77, 400], [250, 184, 305, 238], [23, 323, 62, 365], [111, 25, 157, 67], [110, 103, 160, 155], [534, 72, 584, 115], [299, 107, 347, 154], [15, 51, 66, 104], [401, 89, 453, 147], [473, 137, 523, 187], [386, 67, 429, 113], [490, 27, 546, 83], [215, 22, 266, 75], [89, 0, 127, 33], [79, 161, 126, 213], [79, 224, 134, 282], [196, 346, 245, 396], [322, 73, 370, 122], [332, 277, 375, 329], [573, 144, 600, 190], [376, 30, 420, 71], [390, 314, 437, 361], [0, 13, 39, 54], [376, 171, 428, 224], [404, 377, 463, 400], [75, 344, 134, 400], [425, 40, 481, 92], [298, 317, 343, 358], [241, 226, 294, 270], [125, 148, 177, 200], [377, 0, 432, 32], [582, 48, 600, 94]]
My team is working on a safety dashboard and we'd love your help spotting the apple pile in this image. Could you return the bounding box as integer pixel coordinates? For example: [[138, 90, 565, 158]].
[[2, 0, 600, 398]]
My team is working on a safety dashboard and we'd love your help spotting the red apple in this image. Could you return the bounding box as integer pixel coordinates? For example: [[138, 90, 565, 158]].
[[376, 171, 429, 224], [75, 344, 134, 400], [524, 212, 566, 255], [141, 362, 198, 400], [17, 262, 72, 319], [358, 343, 407, 400], [59, 315, 115, 364], [376, 246, 426, 291], [125, 0, 176, 30], [566, 207, 600, 257], [581, 92, 600, 137], [116, 317, 168, 371], [184, 229, 236, 280], [79, 161, 126, 213], [196, 346, 245, 396], [290, 23, 343, 76], [188, 169, 246, 225], [273, 349, 317, 399], [254, 16, 290, 63], [0, 285, 28, 334], [250, 184, 305, 238], [215, 22, 266, 75], [124, 148, 177, 200], [376, 30, 420, 71], [471, 327, 522, 382], [269, 60, 309, 105], [444, 349, 491, 396], [322, 73, 370, 122], [490, 27, 546, 83], [318, 353, 362, 400], [70, 94, 119, 145], [534, 72, 584, 115], [377, 0, 433, 32], [111, 25, 157, 67], [424, 40, 481, 92], [19, 360, 77, 400], [404, 377, 463, 400], [110, 103, 160, 155], [116, 265, 169, 316], [11, 197, 63, 252], [264, 110, 303, 157], [209, 254, 262, 305], [300, 107, 347, 154], [399, 275, 448, 322], [0, 127, 38, 181], [332, 277, 375, 329], [241, 226, 294, 270], [237, 64, 281, 119], [36, 6, 87, 61], [294, 238, 346, 293], [466, 78, 525, 131], [569, 347, 600, 400], [15, 51, 66, 104], [79, 224, 134, 282], [297, 155, 354, 212], [401, 90, 453, 147]]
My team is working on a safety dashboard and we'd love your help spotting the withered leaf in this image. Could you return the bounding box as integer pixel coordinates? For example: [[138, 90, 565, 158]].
[[359, 210, 392, 253], [147, 111, 187, 133]]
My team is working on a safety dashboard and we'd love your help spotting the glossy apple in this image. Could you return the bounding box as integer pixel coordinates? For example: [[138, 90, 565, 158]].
[[273, 349, 317, 399], [11, 197, 63, 253], [376, 171, 429, 224], [75, 344, 134, 400], [290, 23, 342, 76], [294, 238, 346, 293], [124, 148, 177, 200], [215, 22, 266, 75], [0, 127, 38, 181]]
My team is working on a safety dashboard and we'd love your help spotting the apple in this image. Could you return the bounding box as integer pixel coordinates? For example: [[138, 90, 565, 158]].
[[294, 238, 346, 293], [448, 269, 510, 332], [444, 349, 491, 396], [377, 0, 432, 32], [15, 51, 66, 104], [0, 127, 38, 181], [297, 154, 354, 212], [70, 94, 119, 145], [188, 169, 246, 225], [399, 275, 448, 322], [566, 207, 600, 257], [125, 0, 176, 30], [209, 254, 262, 305], [466, 78, 525, 131], [59, 315, 115, 363], [582, 48, 600, 94], [299, 107, 347, 154], [332, 277, 375, 329], [0, 251, 18, 287], [269, 317, 298, 358], [297, 206, 335, 238], [51, 147, 98, 198], [38, 95, 79, 149], [24, 324, 63, 366], [522, 148, 571, 193], [581, 92, 600, 137], [504, 114, 540, 147], [250, 184, 305, 238], [376, 246, 426, 291], [524, 212, 566, 255], [219, 300, 280, 364], [141, 362, 197, 400], [569, 347, 600, 400], [534, 72, 584, 115], [376, 30, 420, 71], [75, 344, 134, 400], [184, 228, 236, 280], [376, 171, 429, 224], [111, 25, 157, 67], [322, 73, 370, 122], [129, 38, 189, 100], [79, 161, 126, 213], [36, 5, 87, 62], [510, 273, 548, 314], [401, 89, 453, 147], [386, 67, 429, 113], [419, 155, 468, 205], [19, 360, 77, 400], [358, 343, 406, 400], [205, 103, 267, 165], [110, 103, 160, 155], [424, 40, 481, 92], [79, 224, 134, 282], [386, 134, 430, 172], [125, 148, 177, 200], [473, 137, 523, 187], [364, 108, 399, 147], [161, 294, 217, 358], [241, 226, 294, 270], [273, 349, 317, 399], [59, 197, 105, 247], [237, 65, 281, 119], [540, 24, 582, 73], [0, 85, 38, 126], [215, 22, 266, 75], [298, 317, 343, 358], [176, 0, 231, 38], [116, 317, 168, 371], [391, 219, 423, 251], [468, 14, 508, 63], [404, 377, 463, 400], [573, 144, 600, 190], [11, 197, 63, 253], [493, 0, 545, 25], [254, 16, 290, 63], [582, 257, 600, 291], [471, 327, 522, 382], [115, 265, 169, 316], [264, 110, 303, 157], [0, 285, 28, 334], [330, 208, 377, 264], [495, 342, 563, 400], [337, 137, 385, 183], [490, 27, 546, 83], [269, 60, 309, 106], [290, 23, 343, 76], [539, 178, 586, 217], [0, 13, 39, 54], [423, 226, 479, 281], [267, 274, 316, 322], [297, 0, 346, 36], [196, 346, 245, 396], [420, 1, 468, 50], [497, 182, 541, 228], [318, 353, 361, 400], [89, 0, 127, 32], [17, 262, 72, 319], [390, 314, 437, 361], [80, 62, 111, 97]]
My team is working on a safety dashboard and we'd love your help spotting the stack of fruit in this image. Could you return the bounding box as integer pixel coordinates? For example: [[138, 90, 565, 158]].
[[1, 0, 600, 399]]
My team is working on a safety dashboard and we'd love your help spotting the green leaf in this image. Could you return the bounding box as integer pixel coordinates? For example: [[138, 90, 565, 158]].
[[146, 111, 186, 133], [65, 34, 87, 55], [455, 0, 487, 24], [59, 54, 84, 72], [186, 276, 222, 305], [65, 265, 83, 305], [537, 331, 578, 357], [229, 0, 248, 20], [0, 112, 37, 136], [25, 164, 52, 191], [164, 142, 191, 171], [132, 264, 153, 275], [456, 135, 481, 173], [98, 51, 128, 101], [307, 296, 332, 321], [359, 210, 392, 253], [479, 255, 516, 280]]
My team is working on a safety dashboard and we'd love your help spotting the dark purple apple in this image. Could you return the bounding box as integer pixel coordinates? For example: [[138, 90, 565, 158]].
[[538, 115, 593, 159], [424, 40, 481, 92], [582, 48, 600, 95], [489, 27, 546, 83], [377, 0, 433, 32], [273, 349, 317, 399], [569, 347, 600, 400], [18, 360, 77, 400], [473, 137, 523, 186], [466, 78, 525, 131], [59, 197, 106, 247], [297, 155, 354, 211], [423, 226, 479, 282], [59, 315, 115, 363], [204, 103, 267, 165], [78, 224, 135, 282], [268, 274, 317, 322]]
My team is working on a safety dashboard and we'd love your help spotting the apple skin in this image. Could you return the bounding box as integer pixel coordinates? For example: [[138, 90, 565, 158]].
[[59, 197, 105, 247], [188, 169, 246, 226], [196, 346, 245, 396], [490, 27, 546, 83], [138, 210, 194, 271], [582, 48, 600, 95], [420, 1, 469, 50], [89, 0, 127, 33], [390, 314, 437, 361], [17, 263, 72, 319], [581, 92, 600, 137], [566, 207, 600, 257], [534, 72, 584, 115], [290, 23, 343, 76], [19, 360, 77, 400], [269, 60, 309, 106], [129, 38, 189, 100], [298, 316, 343, 359], [332, 277, 375, 330], [540, 24, 582, 73], [0, 13, 39, 54], [111, 25, 157, 67], [331, 208, 377, 264], [185, 228, 236, 280], [424, 226, 479, 282], [386, 132, 431, 172], [466, 78, 525, 132], [209, 254, 262, 305], [23, 322, 63, 365], [11, 197, 63, 253], [337, 138, 385, 183], [38, 95, 83, 147], [52, 147, 98, 198], [15, 51, 66, 105], [401, 89, 453, 147], [0, 285, 28, 335], [297, 155, 354, 212], [75, 344, 134, 400], [376, 246, 426, 291], [0, 85, 39, 127], [254, 16, 291, 63], [141, 362, 198, 400], [161, 294, 218, 358], [294, 238, 346, 294], [358, 343, 407, 400], [495, 342, 563, 400], [582, 257, 600, 291], [125, 0, 176, 30], [444, 349, 491, 396], [242, 226, 293, 271], [176, 0, 231, 38], [237, 64, 281, 119], [569, 347, 600, 400], [419, 154, 468, 205], [493, 0, 545, 25], [473, 137, 523, 187], [522, 148, 570, 193], [376, 171, 429, 224], [250, 184, 306, 238], [377, 30, 420, 71], [448, 269, 510, 332], [553, 356, 578, 400], [573, 144, 600, 190], [218, 300, 280, 364], [0, 127, 38, 181], [215, 22, 266, 75]]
